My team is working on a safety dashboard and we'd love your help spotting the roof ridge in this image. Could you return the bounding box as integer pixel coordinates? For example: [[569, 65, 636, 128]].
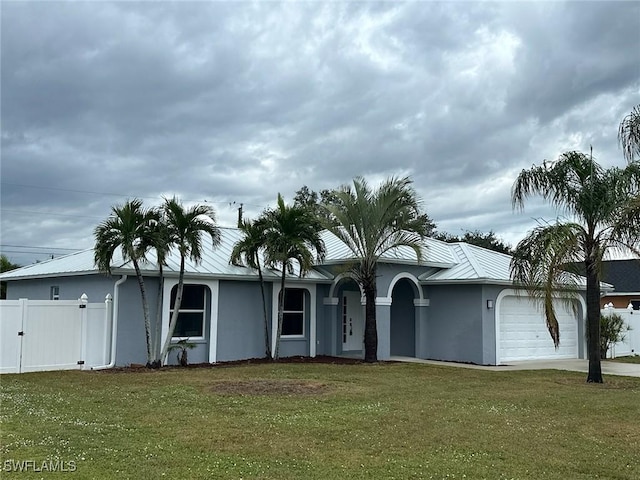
[[456, 243, 486, 278]]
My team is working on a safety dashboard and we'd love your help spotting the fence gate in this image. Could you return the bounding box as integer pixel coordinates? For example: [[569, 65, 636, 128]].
[[0, 295, 110, 374]]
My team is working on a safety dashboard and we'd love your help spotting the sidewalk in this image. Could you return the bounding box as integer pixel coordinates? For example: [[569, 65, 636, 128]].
[[389, 356, 640, 378]]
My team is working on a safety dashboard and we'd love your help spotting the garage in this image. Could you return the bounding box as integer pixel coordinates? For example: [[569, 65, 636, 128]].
[[497, 294, 581, 364]]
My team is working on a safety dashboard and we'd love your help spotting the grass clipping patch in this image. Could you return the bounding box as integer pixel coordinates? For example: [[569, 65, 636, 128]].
[[210, 379, 330, 396]]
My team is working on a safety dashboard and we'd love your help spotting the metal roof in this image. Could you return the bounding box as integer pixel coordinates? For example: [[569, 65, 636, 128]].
[[0, 227, 604, 288], [321, 230, 457, 267], [0, 227, 332, 282], [420, 243, 514, 284]]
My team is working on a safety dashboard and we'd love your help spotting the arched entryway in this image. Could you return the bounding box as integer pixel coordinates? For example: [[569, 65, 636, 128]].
[[390, 278, 418, 357]]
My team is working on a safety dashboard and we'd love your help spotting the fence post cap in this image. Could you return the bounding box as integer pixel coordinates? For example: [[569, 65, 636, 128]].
[[105, 293, 113, 302], [80, 293, 88, 303]]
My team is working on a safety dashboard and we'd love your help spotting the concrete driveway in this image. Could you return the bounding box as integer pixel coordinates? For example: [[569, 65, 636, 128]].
[[390, 356, 640, 378]]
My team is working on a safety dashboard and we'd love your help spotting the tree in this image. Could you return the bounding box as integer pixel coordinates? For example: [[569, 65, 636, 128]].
[[0, 255, 20, 299], [159, 198, 221, 364], [619, 104, 640, 162], [322, 176, 428, 362], [295, 185, 437, 236], [434, 230, 512, 254], [94, 199, 159, 366], [230, 218, 272, 359], [510, 152, 640, 383], [261, 194, 325, 360]]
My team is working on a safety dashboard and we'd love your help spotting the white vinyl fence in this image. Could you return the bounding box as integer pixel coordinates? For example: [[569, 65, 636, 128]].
[[601, 306, 640, 358], [0, 294, 112, 374]]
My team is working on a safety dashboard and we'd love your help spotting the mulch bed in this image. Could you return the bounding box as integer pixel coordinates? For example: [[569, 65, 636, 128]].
[[100, 355, 364, 373]]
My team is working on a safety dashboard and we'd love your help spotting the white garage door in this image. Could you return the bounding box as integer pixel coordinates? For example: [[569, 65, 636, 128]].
[[498, 295, 579, 363]]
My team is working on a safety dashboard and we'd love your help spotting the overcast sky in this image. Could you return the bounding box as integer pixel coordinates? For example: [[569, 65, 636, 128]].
[[1, 1, 639, 266]]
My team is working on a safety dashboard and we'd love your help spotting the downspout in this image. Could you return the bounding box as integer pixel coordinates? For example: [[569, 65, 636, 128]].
[[92, 275, 127, 370]]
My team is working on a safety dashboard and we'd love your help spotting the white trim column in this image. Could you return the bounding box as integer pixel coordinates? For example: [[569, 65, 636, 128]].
[[414, 298, 430, 359]]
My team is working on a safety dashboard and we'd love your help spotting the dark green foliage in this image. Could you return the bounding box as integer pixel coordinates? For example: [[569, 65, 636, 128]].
[[434, 230, 512, 254], [0, 254, 20, 299]]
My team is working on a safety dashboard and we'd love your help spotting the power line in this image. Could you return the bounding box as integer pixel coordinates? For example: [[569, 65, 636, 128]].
[[0, 182, 161, 201], [0, 244, 79, 251], [0, 249, 75, 256], [0, 209, 105, 220], [1, 181, 265, 209]]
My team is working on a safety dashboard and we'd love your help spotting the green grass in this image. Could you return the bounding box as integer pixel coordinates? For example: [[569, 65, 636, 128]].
[[609, 355, 640, 364], [1, 363, 639, 479]]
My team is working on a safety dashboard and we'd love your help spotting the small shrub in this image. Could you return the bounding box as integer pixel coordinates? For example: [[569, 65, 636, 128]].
[[168, 338, 197, 366], [600, 313, 630, 359]]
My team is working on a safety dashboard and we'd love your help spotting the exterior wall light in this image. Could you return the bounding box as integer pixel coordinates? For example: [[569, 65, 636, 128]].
[[487, 299, 494, 309]]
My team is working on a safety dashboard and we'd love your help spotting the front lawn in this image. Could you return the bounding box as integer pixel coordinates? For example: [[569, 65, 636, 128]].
[[1, 362, 639, 479]]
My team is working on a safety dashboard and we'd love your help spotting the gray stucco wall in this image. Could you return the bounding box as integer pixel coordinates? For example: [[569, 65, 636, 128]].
[[424, 284, 484, 364], [315, 284, 331, 355], [6, 275, 115, 302], [114, 277, 160, 366], [216, 280, 273, 362]]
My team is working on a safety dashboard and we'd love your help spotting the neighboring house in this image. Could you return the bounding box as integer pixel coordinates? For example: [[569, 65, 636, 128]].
[[0, 227, 592, 367], [598, 260, 640, 311]]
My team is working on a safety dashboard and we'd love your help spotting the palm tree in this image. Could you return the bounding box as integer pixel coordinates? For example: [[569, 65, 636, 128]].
[[94, 199, 159, 366], [322, 176, 428, 362], [230, 218, 272, 359], [159, 197, 221, 364], [261, 194, 325, 360], [619, 104, 640, 162], [511, 151, 640, 383]]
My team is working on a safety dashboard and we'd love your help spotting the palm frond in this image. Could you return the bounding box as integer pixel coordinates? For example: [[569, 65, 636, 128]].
[[619, 104, 640, 162], [510, 223, 585, 347]]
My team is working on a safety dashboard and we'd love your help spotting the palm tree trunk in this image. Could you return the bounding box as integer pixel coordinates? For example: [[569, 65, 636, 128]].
[[585, 251, 603, 383], [274, 267, 286, 361], [160, 256, 186, 364], [363, 272, 378, 363], [132, 258, 153, 365], [151, 264, 164, 368], [257, 264, 272, 359]]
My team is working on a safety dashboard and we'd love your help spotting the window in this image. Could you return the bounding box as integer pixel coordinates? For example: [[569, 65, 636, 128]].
[[170, 285, 207, 338], [50, 286, 60, 300], [631, 300, 640, 311], [282, 288, 305, 336]]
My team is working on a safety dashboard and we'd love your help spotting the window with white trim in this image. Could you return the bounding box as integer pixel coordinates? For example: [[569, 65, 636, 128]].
[[282, 288, 305, 337], [170, 284, 207, 338], [631, 299, 640, 311], [50, 286, 60, 300]]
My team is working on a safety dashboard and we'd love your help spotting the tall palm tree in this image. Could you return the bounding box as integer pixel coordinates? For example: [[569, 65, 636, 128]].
[[619, 104, 640, 162], [94, 199, 159, 366], [511, 152, 640, 383], [261, 194, 325, 360], [322, 176, 428, 362], [159, 197, 221, 364], [230, 218, 272, 359]]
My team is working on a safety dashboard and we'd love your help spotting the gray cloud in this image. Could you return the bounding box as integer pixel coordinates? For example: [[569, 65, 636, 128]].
[[1, 1, 638, 265]]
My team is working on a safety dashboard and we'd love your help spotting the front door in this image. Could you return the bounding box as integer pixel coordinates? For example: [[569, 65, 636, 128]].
[[342, 291, 364, 351]]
